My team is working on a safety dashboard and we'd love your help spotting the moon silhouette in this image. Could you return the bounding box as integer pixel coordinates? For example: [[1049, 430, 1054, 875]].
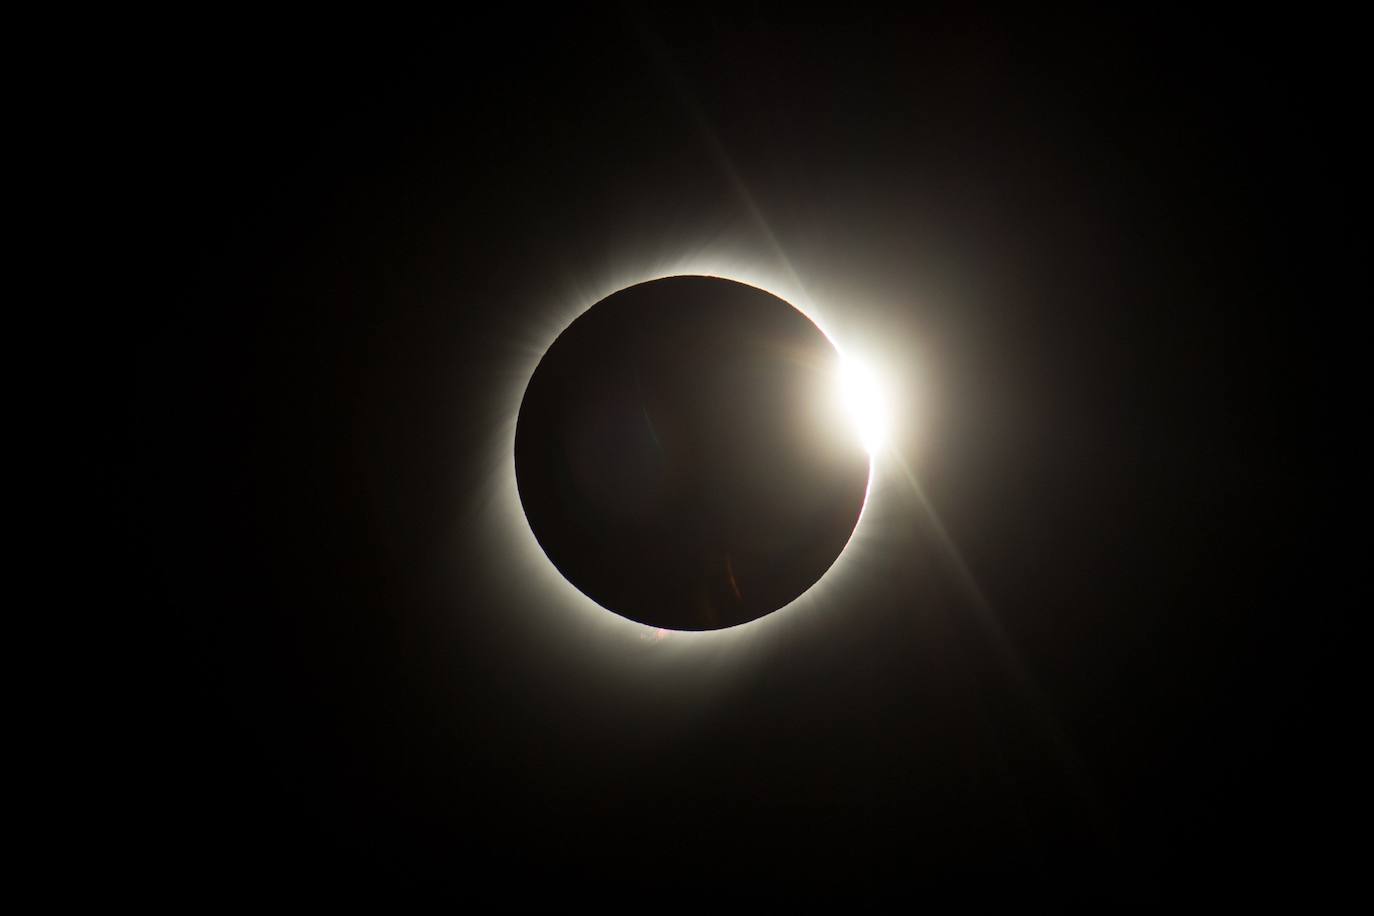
[[515, 276, 870, 630]]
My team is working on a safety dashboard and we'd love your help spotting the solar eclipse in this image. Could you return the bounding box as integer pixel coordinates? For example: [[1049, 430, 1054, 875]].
[[129, 10, 1309, 896], [515, 276, 873, 630]]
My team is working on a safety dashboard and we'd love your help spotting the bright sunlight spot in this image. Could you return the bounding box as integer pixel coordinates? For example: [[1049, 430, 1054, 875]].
[[835, 354, 890, 455]]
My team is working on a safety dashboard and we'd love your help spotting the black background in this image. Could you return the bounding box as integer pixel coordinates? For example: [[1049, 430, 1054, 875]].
[[118, 8, 1328, 902]]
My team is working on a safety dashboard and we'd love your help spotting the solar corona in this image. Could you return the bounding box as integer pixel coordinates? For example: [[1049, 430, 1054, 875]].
[[513, 275, 887, 631]]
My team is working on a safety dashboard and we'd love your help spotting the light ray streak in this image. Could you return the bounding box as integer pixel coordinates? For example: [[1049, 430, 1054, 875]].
[[634, 22, 821, 321], [889, 448, 1099, 812]]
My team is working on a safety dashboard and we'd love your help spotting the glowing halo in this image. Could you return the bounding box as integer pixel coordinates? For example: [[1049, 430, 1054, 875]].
[[478, 253, 904, 656]]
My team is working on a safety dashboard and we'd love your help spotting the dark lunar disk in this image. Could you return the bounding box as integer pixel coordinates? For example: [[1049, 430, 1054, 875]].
[[515, 276, 869, 630]]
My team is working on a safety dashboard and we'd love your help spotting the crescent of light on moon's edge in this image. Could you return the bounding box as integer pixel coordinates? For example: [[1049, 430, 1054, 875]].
[[474, 251, 913, 661]]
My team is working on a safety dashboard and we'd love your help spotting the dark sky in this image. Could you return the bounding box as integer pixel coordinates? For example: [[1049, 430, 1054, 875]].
[[121, 9, 1325, 902]]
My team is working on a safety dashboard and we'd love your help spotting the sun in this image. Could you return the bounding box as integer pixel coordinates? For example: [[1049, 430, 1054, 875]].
[[486, 261, 904, 651], [834, 353, 890, 456]]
